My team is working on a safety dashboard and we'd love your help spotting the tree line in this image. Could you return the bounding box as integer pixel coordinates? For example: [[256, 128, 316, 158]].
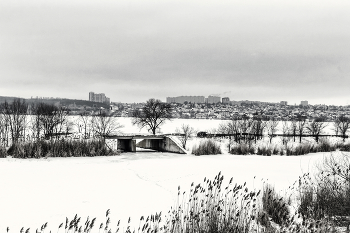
[[1, 98, 349, 151], [0, 99, 123, 148], [215, 115, 350, 148]]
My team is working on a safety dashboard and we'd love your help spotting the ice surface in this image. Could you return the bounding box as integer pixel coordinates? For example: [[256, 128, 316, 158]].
[[0, 150, 333, 232]]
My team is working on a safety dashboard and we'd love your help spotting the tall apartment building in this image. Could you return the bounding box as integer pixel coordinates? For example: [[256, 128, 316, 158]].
[[89, 92, 110, 104], [222, 97, 230, 104], [167, 95, 222, 104], [166, 96, 205, 104], [206, 95, 221, 104], [280, 101, 288, 106], [300, 100, 308, 106]]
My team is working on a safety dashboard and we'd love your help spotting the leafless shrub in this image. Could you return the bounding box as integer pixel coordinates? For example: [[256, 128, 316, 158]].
[[91, 112, 123, 138], [31, 102, 69, 140], [333, 115, 350, 142], [0, 99, 28, 145], [75, 111, 93, 139], [306, 117, 328, 143], [175, 123, 195, 149], [266, 117, 279, 143]]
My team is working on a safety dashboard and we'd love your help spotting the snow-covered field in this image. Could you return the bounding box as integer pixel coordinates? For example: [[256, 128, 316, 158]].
[[0, 150, 334, 231], [0, 118, 344, 232]]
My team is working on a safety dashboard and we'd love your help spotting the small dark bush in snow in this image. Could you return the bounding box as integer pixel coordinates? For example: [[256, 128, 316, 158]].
[[7, 139, 118, 158], [337, 142, 350, 151], [230, 143, 255, 155], [256, 146, 275, 156], [192, 139, 221, 156], [0, 146, 7, 158]]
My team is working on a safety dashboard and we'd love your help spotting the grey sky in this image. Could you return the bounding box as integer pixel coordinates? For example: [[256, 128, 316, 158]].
[[1, 0, 350, 105]]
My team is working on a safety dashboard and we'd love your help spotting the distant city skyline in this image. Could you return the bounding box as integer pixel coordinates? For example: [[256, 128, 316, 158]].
[[0, 92, 340, 107], [1, 0, 350, 106]]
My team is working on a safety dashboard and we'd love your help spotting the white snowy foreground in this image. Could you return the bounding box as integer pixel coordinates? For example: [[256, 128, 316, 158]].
[[0, 149, 334, 232]]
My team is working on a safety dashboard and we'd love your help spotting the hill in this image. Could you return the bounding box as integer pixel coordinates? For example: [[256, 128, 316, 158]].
[[0, 96, 109, 109]]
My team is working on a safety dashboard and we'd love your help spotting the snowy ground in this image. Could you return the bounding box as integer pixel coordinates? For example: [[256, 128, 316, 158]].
[[0, 148, 337, 232], [0, 118, 346, 232]]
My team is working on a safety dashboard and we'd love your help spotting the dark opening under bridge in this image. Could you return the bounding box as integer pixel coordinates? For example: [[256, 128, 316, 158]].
[[103, 134, 187, 154]]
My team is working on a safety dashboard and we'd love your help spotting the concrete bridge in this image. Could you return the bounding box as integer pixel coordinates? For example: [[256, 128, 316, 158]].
[[104, 134, 187, 154]]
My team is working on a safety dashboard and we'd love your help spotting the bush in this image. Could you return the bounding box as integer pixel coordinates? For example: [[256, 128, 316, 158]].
[[286, 144, 315, 156], [317, 138, 336, 153], [7, 139, 118, 158], [192, 139, 221, 156], [285, 140, 337, 156], [294, 144, 312, 155], [298, 153, 350, 222], [256, 146, 271, 156], [261, 184, 290, 226], [336, 142, 350, 151], [272, 146, 279, 155], [0, 146, 7, 158], [230, 143, 254, 155], [280, 149, 285, 156], [256, 146, 280, 156], [165, 172, 260, 233]]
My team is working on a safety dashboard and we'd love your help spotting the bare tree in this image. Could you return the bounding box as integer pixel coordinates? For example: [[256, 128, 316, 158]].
[[63, 120, 74, 136], [75, 111, 92, 138], [175, 123, 195, 149], [230, 117, 241, 143], [281, 120, 291, 145], [91, 112, 123, 138], [217, 121, 232, 151], [251, 117, 267, 142], [290, 119, 298, 142], [0, 113, 7, 146], [333, 115, 350, 142], [266, 117, 279, 143], [32, 103, 69, 139], [296, 116, 307, 143], [217, 117, 241, 149], [306, 117, 328, 143], [30, 103, 42, 140], [238, 116, 255, 143], [132, 99, 172, 135], [0, 99, 28, 145]]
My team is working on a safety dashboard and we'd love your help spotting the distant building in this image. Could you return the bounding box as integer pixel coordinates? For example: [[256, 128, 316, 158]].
[[89, 92, 110, 104], [167, 95, 221, 104], [166, 96, 205, 104], [206, 95, 221, 104], [280, 101, 288, 106], [301, 100, 308, 106], [222, 97, 230, 104]]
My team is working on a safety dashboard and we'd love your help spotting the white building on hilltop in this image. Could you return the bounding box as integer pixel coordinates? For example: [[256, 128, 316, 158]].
[[206, 95, 221, 104], [89, 92, 110, 104], [166, 96, 205, 104], [301, 100, 308, 106]]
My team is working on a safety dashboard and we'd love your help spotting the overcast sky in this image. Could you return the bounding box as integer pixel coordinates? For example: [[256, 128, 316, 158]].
[[1, 0, 350, 105]]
